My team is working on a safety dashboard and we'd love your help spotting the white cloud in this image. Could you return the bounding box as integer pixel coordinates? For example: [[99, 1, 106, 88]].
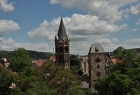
[[0, 37, 19, 50], [20, 43, 51, 52], [136, 19, 140, 25], [122, 44, 140, 49], [0, 37, 51, 52], [50, 0, 138, 22], [130, 3, 140, 15], [70, 35, 89, 42], [28, 14, 127, 42], [132, 28, 138, 32], [67, 14, 127, 35], [112, 38, 119, 42], [28, 20, 57, 41], [93, 38, 112, 45], [70, 41, 91, 54], [0, 20, 20, 37], [0, 0, 15, 12], [125, 38, 140, 44]]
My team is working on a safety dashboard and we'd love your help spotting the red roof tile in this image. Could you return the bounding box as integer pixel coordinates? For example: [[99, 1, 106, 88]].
[[111, 58, 120, 64], [49, 56, 56, 61]]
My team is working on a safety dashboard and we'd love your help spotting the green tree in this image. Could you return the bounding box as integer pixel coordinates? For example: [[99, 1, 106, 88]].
[[39, 60, 84, 95], [70, 55, 83, 76], [11, 61, 85, 95], [0, 65, 18, 95], [70, 55, 81, 68], [9, 48, 32, 72], [94, 46, 140, 95]]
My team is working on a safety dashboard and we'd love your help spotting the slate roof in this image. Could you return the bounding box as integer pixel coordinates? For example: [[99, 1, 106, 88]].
[[58, 18, 67, 38], [89, 44, 105, 53]]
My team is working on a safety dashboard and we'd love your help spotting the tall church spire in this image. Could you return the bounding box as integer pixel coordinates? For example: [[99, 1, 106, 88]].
[[58, 16, 67, 38], [54, 16, 70, 69]]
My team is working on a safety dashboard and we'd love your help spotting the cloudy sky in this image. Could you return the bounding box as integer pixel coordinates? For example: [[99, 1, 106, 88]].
[[0, 0, 140, 55]]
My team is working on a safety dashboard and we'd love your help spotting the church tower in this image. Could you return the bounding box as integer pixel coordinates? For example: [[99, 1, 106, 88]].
[[54, 16, 70, 69], [88, 44, 106, 90]]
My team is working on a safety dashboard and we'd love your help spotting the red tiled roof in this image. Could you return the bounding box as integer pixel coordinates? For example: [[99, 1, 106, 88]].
[[111, 58, 120, 64], [36, 59, 47, 66], [49, 56, 56, 61], [32, 59, 47, 66]]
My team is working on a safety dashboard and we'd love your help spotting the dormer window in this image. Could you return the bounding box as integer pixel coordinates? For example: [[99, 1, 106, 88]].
[[95, 46, 98, 52]]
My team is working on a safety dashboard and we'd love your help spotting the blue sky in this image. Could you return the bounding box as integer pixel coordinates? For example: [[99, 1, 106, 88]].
[[0, 0, 140, 55]]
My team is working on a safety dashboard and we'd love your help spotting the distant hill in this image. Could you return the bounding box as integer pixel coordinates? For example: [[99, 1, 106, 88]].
[[27, 50, 53, 59], [0, 51, 12, 59], [131, 48, 140, 53], [0, 50, 53, 59]]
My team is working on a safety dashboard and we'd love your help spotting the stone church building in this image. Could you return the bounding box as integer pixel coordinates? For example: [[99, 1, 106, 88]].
[[54, 17, 70, 69]]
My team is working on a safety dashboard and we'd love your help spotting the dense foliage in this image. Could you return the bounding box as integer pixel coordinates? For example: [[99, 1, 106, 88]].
[[0, 61, 85, 95], [9, 48, 32, 72], [0, 51, 12, 59], [0, 65, 18, 95], [0, 48, 86, 95], [94, 46, 140, 95], [70, 55, 83, 76]]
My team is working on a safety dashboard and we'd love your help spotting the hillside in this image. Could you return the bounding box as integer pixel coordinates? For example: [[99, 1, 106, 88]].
[[27, 50, 53, 59], [132, 48, 140, 53], [0, 50, 53, 59]]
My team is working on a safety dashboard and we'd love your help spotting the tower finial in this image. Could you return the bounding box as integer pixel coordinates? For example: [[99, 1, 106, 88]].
[[61, 14, 62, 18]]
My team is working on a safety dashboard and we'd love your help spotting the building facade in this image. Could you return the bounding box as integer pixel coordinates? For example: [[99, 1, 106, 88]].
[[88, 44, 106, 89], [54, 17, 70, 69], [77, 55, 89, 76]]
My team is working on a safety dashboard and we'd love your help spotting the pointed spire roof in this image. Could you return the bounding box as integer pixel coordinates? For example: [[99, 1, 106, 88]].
[[58, 16, 67, 38]]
